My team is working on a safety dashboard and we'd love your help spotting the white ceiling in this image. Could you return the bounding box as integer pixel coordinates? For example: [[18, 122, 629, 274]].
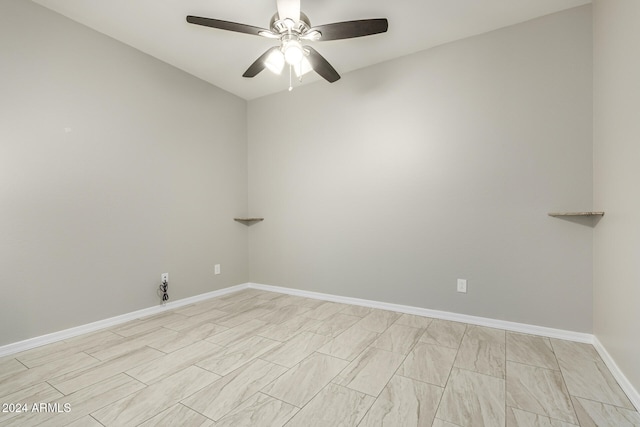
[[33, 0, 590, 100]]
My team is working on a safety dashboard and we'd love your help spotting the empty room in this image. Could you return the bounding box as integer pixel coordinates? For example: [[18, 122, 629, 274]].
[[1, 0, 638, 426]]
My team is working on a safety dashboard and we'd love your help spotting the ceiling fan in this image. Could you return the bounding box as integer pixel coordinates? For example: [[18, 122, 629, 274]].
[[186, 0, 388, 85]]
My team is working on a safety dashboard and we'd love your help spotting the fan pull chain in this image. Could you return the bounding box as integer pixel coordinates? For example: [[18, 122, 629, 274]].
[[288, 65, 293, 92]]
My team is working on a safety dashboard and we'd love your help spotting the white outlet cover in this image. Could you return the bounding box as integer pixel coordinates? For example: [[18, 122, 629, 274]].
[[457, 279, 467, 293], [214, 264, 220, 275]]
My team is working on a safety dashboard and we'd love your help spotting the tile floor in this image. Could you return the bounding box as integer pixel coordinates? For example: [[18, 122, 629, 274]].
[[0, 288, 638, 426]]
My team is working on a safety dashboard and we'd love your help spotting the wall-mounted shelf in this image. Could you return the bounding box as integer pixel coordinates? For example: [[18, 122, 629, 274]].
[[548, 212, 605, 217], [234, 217, 264, 224]]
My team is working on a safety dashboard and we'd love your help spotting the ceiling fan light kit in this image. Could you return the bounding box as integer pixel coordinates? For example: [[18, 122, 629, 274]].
[[186, 0, 388, 90]]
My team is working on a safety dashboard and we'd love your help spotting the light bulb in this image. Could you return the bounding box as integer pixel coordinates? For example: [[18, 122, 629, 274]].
[[265, 49, 285, 75], [283, 40, 303, 65], [293, 57, 313, 77]]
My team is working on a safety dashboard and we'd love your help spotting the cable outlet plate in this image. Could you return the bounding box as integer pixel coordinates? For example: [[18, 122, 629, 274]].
[[161, 273, 169, 283], [457, 279, 467, 293]]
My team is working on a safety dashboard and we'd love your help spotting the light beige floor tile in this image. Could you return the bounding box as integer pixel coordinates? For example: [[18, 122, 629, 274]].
[[254, 290, 287, 300], [14, 341, 85, 369], [304, 302, 349, 321], [182, 358, 287, 421], [173, 302, 221, 317], [295, 297, 327, 308], [358, 374, 443, 427], [317, 325, 379, 361], [206, 319, 269, 347], [92, 366, 219, 427], [215, 392, 298, 427], [147, 323, 226, 353], [0, 358, 27, 380], [333, 347, 405, 396], [394, 313, 433, 328], [507, 333, 559, 370], [432, 419, 463, 427], [65, 415, 103, 427], [214, 307, 276, 328], [196, 335, 280, 376], [49, 346, 164, 395], [164, 308, 229, 331], [111, 313, 188, 337], [5, 373, 146, 427], [126, 340, 222, 384], [260, 331, 332, 368], [137, 403, 214, 427], [0, 383, 63, 424], [64, 330, 126, 354], [550, 339, 601, 364], [258, 305, 311, 324], [399, 342, 457, 387], [339, 305, 372, 317], [506, 361, 578, 424], [371, 323, 423, 355], [262, 352, 349, 407], [0, 352, 98, 400], [572, 396, 640, 427], [507, 407, 579, 427], [88, 326, 178, 361], [305, 313, 361, 337], [355, 309, 402, 333], [557, 356, 634, 409], [436, 367, 505, 427], [216, 297, 267, 314], [420, 319, 467, 349], [454, 325, 505, 378], [285, 383, 375, 427], [257, 316, 321, 342]]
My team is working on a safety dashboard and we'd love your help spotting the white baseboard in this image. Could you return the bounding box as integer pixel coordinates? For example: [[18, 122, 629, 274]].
[[247, 283, 593, 343], [593, 336, 640, 411], [0, 283, 249, 358]]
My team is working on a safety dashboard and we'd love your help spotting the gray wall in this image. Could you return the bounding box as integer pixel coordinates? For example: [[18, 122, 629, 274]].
[[248, 6, 594, 332], [593, 0, 640, 397], [0, 0, 248, 345]]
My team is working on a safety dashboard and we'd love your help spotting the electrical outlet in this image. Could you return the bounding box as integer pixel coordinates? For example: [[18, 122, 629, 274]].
[[161, 273, 169, 283], [214, 264, 221, 275], [457, 279, 467, 293]]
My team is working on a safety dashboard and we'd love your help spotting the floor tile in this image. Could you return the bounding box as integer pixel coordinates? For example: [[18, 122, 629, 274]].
[[304, 302, 348, 321], [394, 313, 433, 329], [420, 319, 466, 349], [258, 305, 311, 324], [88, 326, 178, 361], [550, 339, 600, 364], [305, 313, 361, 337], [196, 335, 280, 376], [14, 341, 83, 368], [333, 347, 405, 396], [358, 375, 443, 427], [206, 319, 269, 347], [371, 323, 423, 355], [149, 323, 227, 353], [572, 396, 640, 427], [317, 325, 379, 361], [507, 407, 579, 427], [254, 290, 287, 301], [432, 419, 463, 427], [92, 366, 219, 427], [164, 309, 230, 331], [257, 316, 321, 342], [260, 331, 332, 368], [262, 352, 349, 407], [137, 403, 214, 427], [399, 342, 457, 387], [339, 305, 372, 317], [285, 383, 375, 427], [110, 313, 188, 337], [507, 332, 559, 370], [0, 358, 27, 380], [0, 383, 63, 424], [355, 309, 402, 333], [173, 302, 221, 317], [215, 392, 298, 427], [126, 340, 222, 384], [50, 346, 164, 394], [181, 358, 287, 421], [0, 352, 98, 400], [506, 361, 578, 424], [65, 416, 103, 427], [454, 325, 505, 378], [436, 367, 505, 427]]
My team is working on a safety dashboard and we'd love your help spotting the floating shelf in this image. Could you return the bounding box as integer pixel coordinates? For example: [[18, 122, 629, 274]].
[[234, 217, 264, 224], [548, 212, 605, 217]]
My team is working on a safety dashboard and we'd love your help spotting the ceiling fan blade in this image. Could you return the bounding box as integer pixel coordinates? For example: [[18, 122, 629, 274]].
[[186, 15, 274, 37], [305, 46, 340, 83], [276, 0, 300, 21], [309, 18, 388, 41], [243, 47, 280, 78]]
